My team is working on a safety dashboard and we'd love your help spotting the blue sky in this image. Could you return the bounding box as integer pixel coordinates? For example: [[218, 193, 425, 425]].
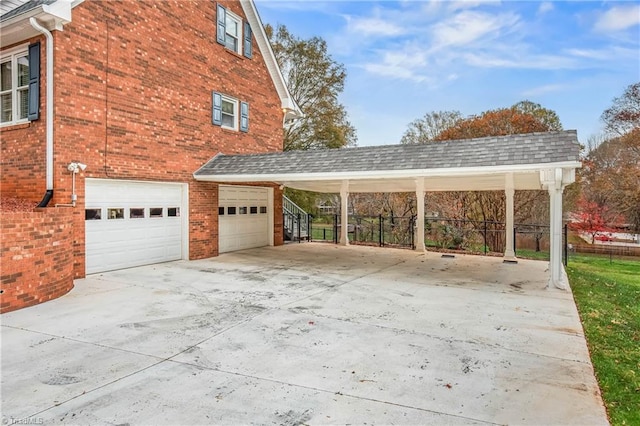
[[255, 0, 640, 146]]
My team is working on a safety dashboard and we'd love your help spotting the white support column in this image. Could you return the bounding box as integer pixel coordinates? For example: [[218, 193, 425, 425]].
[[340, 180, 349, 246], [548, 168, 566, 289], [504, 173, 516, 261], [415, 178, 425, 252]]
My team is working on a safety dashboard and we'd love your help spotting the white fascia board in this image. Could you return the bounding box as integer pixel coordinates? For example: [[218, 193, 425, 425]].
[[239, 0, 302, 119], [1, 0, 72, 48], [193, 161, 583, 183]]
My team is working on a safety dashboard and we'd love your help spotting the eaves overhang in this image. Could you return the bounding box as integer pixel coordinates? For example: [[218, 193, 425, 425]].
[[0, 0, 75, 48], [239, 0, 302, 120]]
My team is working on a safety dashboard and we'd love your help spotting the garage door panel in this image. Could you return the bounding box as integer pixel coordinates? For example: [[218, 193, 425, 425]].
[[86, 180, 184, 274]]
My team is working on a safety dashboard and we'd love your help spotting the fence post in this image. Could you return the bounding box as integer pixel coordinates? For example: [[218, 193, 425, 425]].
[[380, 215, 384, 247], [297, 213, 301, 243], [563, 223, 568, 266], [483, 220, 487, 254], [411, 216, 415, 250], [513, 226, 517, 256], [307, 213, 312, 242], [333, 214, 338, 244]]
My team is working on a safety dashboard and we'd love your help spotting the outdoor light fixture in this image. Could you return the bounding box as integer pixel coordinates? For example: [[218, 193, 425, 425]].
[[67, 162, 87, 173], [56, 162, 87, 207]]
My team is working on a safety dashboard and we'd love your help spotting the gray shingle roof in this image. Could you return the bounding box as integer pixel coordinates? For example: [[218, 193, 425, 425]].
[[1, 0, 55, 21], [195, 130, 580, 177]]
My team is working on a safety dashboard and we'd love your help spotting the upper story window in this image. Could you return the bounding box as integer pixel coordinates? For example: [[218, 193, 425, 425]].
[[221, 95, 238, 130], [224, 10, 242, 54], [1, 43, 39, 126], [212, 91, 249, 132], [216, 3, 252, 59], [1, 50, 29, 125]]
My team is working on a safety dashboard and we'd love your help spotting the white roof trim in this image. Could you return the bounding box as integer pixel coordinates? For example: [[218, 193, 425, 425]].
[[1, 0, 73, 48], [239, 0, 302, 119]]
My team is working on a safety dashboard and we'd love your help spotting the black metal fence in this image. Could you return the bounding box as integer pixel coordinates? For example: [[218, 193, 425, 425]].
[[309, 215, 569, 265], [309, 215, 416, 249]]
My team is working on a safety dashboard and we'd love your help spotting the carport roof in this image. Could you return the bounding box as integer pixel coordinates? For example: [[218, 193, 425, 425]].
[[194, 130, 582, 193]]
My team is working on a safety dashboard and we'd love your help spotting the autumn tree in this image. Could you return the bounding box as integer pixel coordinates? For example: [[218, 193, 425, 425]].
[[569, 198, 613, 243], [400, 111, 462, 144], [435, 103, 557, 140], [578, 83, 640, 232], [601, 82, 640, 136], [512, 100, 563, 131], [581, 128, 640, 232], [265, 24, 357, 213], [266, 24, 356, 151]]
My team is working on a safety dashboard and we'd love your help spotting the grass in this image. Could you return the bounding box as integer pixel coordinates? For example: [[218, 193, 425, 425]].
[[566, 255, 640, 425], [514, 247, 550, 261]]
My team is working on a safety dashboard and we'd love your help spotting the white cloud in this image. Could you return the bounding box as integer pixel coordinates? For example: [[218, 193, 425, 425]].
[[537, 2, 554, 15], [566, 46, 639, 61], [346, 16, 406, 37], [431, 10, 520, 47], [362, 46, 430, 82], [463, 52, 577, 69], [594, 5, 640, 32], [446, 0, 502, 12], [522, 83, 567, 97]]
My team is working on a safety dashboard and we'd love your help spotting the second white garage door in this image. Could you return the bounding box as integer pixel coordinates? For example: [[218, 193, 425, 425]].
[[218, 185, 272, 253]]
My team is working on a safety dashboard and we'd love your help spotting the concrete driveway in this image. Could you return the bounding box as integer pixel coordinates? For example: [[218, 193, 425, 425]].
[[1, 244, 607, 425]]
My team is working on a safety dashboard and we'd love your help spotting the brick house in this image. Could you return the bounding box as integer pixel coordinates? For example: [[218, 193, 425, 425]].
[[1, 0, 299, 311]]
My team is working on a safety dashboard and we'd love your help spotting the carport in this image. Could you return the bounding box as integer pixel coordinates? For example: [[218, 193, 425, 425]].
[[195, 130, 581, 289]]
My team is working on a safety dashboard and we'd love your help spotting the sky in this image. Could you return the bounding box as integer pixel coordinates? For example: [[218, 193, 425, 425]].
[[254, 0, 640, 147]]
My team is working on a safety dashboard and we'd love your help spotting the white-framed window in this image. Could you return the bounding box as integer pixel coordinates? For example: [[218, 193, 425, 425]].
[[212, 91, 249, 132], [216, 4, 252, 59], [1, 47, 29, 126], [224, 10, 242, 54], [221, 95, 238, 130]]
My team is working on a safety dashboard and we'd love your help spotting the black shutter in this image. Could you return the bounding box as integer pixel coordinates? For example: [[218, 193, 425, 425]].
[[216, 4, 226, 45], [243, 22, 252, 58], [240, 101, 249, 132], [212, 92, 222, 125], [28, 42, 40, 121]]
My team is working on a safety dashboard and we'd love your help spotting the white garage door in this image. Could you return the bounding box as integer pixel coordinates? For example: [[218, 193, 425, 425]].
[[219, 185, 272, 253], [85, 179, 186, 274]]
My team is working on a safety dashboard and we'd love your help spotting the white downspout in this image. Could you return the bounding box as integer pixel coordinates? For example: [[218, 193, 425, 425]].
[[30, 17, 54, 206]]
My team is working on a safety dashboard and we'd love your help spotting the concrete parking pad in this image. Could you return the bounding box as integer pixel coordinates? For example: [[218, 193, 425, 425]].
[[1, 243, 608, 425]]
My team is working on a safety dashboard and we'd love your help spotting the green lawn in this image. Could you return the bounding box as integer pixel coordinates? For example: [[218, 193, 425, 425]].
[[567, 255, 640, 425]]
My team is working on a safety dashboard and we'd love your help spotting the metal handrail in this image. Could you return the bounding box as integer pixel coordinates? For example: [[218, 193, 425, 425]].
[[283, 195, 309, 241]]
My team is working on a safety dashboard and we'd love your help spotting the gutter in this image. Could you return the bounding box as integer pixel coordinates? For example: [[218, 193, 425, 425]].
[[30, 17, 54, 207]]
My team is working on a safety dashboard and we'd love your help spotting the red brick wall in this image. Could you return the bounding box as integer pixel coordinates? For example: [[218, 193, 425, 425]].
[[1, 0, 285, 278], [0, 37, 48, 203], [0, 208, 75, 313]]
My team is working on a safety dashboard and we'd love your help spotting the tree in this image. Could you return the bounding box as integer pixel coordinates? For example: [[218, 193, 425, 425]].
[[569, 197, 613, 243], [581, 128, 640, 232], [266, 24, 357, 151], [435, 106, 553, 140], [601, 82, 640, 136], [512, 100, 563, 131], [400, 111, 462, 145]]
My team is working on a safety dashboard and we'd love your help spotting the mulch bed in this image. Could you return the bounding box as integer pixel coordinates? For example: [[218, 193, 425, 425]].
[[0, 197, 38, 212]]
